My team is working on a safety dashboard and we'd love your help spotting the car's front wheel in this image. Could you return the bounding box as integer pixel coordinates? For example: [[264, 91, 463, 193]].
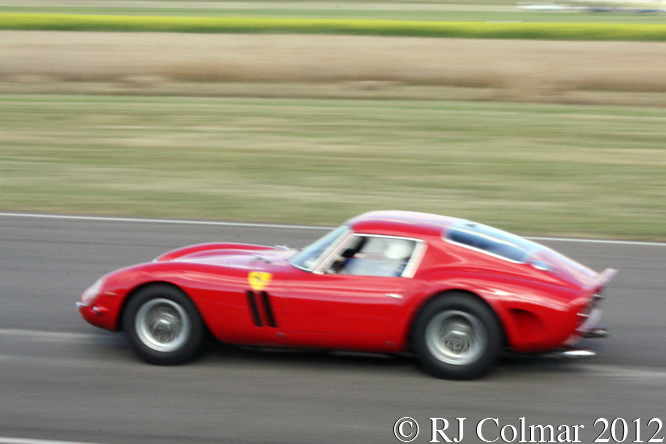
[[122, 284, 205, 365], [412, 293, 502, 379]]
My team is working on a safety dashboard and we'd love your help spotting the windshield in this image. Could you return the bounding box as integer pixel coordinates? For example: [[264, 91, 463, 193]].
[[445, 222, 539, 263], [290, 225, 349, 271]]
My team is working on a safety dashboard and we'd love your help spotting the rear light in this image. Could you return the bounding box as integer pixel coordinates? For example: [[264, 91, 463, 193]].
[[577, 292, 604, 329]]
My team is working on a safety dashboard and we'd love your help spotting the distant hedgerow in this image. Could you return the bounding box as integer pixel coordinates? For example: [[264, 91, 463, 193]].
[[1, 13, 666, 41]]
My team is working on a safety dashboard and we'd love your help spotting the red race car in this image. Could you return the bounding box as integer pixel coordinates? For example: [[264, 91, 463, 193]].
[[77, 211, 615, 379]]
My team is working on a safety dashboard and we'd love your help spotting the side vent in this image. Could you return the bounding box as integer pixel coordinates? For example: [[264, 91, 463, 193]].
[[246, 290, 278, 328], [246, 290, 263, 327], [260, 291, 277, 328]]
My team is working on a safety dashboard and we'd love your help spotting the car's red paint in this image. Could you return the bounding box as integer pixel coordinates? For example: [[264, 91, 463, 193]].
[[78, 211, 614, 368]]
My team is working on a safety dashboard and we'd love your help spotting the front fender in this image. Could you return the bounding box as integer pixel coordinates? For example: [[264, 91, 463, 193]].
[[78, 261, 246, 333]]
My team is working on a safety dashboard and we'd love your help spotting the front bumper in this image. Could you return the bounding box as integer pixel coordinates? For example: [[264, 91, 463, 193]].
[[77, 302, 108, 326], [77, 298, 117, 331]]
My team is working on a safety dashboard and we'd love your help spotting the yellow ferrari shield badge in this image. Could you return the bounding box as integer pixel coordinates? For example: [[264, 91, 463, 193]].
[[248, 272, 272, 291]]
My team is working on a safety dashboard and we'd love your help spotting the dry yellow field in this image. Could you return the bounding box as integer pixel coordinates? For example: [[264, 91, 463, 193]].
[[2, 30, 666, 106]]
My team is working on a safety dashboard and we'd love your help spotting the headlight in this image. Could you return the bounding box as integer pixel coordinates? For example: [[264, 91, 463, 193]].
[[79, 278, 104, 307]]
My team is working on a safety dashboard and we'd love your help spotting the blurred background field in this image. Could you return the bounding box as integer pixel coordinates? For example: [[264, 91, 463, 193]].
[[2, 95, 665, 239], [1, 0, 665, 239], [3, 32, 666, 105]]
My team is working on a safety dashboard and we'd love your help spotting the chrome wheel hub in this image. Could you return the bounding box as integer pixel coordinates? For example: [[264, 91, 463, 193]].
[[425, 310, 486, 365], [135, 298, 190, 352]]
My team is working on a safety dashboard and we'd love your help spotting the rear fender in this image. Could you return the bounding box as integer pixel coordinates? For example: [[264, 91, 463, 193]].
[[404, 289, 507, 350]]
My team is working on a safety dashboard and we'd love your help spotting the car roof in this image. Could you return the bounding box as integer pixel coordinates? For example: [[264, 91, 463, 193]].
[[347, 211, 462, 239]]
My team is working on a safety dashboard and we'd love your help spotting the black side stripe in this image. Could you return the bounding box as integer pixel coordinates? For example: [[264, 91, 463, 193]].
[[246, 290, 263, 327], [260, 291, 277, 328]]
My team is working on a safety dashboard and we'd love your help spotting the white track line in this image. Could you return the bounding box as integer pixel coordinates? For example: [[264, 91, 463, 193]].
[[0, 439, 102, 444], [1, 212, 665, 246], [0, 212, 331, 231], [0, 329, 97, 341]]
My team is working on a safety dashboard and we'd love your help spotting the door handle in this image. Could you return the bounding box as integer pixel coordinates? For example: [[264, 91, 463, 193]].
[[386, 293, 403, 299]]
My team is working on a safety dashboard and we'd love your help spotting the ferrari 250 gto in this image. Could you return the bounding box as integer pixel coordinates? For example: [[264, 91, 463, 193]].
[[77, 211, 615, 379]]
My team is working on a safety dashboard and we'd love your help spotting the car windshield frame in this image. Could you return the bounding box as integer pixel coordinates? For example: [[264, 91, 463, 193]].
[[289, 225, 351, 272], [445, 221, 540, 263]]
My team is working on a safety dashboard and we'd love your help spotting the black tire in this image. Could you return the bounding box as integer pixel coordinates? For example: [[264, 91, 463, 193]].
[[412, 293, 502, 380], [122, 284, 206, 365]]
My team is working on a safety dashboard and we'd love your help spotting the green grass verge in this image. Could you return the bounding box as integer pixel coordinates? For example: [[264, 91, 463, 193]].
[[1, 13, 666, 41], [1, 95, 665, 240]]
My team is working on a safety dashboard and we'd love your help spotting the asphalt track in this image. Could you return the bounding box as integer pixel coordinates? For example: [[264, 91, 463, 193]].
[[1, 213, 665, 444]]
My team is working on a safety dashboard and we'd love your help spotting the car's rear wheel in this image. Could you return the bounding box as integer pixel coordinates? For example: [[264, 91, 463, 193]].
[[412, 293, 502, 380], [122, 284, 205, 365]]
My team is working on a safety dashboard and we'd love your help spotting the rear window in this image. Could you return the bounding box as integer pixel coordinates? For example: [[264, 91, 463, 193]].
[[445, 222, 539, 263]]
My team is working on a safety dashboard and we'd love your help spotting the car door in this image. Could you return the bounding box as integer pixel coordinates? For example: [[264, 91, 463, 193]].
[[271, 234, 426, 351]]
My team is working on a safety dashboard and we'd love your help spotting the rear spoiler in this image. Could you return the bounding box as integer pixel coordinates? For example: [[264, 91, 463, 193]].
[[593, 268, 617, 291]]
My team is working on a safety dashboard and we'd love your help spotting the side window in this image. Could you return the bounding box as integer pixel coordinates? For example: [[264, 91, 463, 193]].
[[329, 236, 417, 277]]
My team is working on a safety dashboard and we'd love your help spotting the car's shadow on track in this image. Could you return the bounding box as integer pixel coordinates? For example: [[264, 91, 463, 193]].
[[204, 340, 412, 371], [198, 339, 597, 379], [495, 353, 594, 376], [84, 333, 597, 379]]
